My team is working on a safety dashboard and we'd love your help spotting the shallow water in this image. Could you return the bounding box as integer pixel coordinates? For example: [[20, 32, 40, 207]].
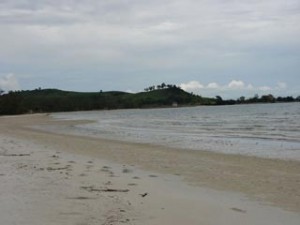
[[52, 103, 300, 161]]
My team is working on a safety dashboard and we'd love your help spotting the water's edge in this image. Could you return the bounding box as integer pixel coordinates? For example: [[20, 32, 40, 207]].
[[49, 103, 300, 161]]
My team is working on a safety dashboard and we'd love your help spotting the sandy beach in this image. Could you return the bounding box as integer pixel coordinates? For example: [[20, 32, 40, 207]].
[[1, 114, 300, 225]]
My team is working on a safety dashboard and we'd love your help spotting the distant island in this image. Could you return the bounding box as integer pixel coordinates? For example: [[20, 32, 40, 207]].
[[0, 83, 299, 115]]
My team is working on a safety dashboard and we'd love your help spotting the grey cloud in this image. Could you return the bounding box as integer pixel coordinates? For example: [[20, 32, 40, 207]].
[[0, 73, 20, 91], [0, 0, 299, 96]]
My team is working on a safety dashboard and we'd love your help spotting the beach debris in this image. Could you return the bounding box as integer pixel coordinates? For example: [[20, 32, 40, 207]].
[[81, 186, 129, 193], [231, 207, 247, 213], [100, 188, 129, 193], [2, 153, 30, 157], [140, 192, 148, 197], [67, 196, 96, 200], [122, 168, 132, 173], [46, 166, 69, 171]]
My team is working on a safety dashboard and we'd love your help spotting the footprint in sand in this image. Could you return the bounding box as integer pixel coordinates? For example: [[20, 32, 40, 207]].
[[149, 174, 158, 178], [86, 165, 93, 169], [104, 181, 112, 186], [122, 168, 133, 173], [102, 166, 111, 169], [101, 166, 112, 172]]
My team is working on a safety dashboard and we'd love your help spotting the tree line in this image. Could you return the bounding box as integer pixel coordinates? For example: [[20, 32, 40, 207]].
[[144, 83, 180, 92], [215, 94, 300, 105], [0, 86, 299, 116]]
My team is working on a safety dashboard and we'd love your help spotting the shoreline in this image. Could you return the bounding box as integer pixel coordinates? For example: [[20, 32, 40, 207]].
[[1, 114, 300, 224], [49, 106, 300, 162]]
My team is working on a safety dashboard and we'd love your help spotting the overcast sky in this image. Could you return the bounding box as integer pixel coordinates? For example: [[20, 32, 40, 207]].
[[0, 0, 299, 98]]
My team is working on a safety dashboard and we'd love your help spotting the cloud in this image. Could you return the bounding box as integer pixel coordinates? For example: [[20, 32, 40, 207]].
[[228, 80, 245, 89], [226, 80, 255, 91], [180, 81, 204, 91], [180, 79, 289, 98], [258, 86, 272, 91], [0, 74, 20, 91], [257, 82, 287, 92], [0, 1, 298, 96], [125, 89, 135, 93], [277, 82, 287, 89], [207, 82, 220, 89], [180, 80, 252, 92]]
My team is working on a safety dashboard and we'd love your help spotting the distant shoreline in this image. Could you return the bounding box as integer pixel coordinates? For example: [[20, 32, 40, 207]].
[[0, 87, 299, 115], [0, 99, 299, 117]]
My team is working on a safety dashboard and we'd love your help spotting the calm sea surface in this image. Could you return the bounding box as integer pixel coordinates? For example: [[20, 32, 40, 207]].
[[51, 103, 300, 161]]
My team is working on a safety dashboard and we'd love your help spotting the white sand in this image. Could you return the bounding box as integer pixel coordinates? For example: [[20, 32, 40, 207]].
[[0, 114, 300, 225]]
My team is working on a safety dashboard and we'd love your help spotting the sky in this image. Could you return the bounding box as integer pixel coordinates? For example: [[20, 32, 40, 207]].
[[0, 0, 299, 99]]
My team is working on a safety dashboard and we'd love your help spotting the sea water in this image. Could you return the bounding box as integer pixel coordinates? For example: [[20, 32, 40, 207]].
[[51, 103, 300, 161]]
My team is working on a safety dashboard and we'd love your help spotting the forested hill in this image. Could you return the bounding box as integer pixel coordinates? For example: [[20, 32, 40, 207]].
[[0, 86, 215, 115], [1, 85, 299, 115]]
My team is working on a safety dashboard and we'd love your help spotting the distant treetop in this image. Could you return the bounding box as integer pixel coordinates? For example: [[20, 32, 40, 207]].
[[144, 83, 180, 92]]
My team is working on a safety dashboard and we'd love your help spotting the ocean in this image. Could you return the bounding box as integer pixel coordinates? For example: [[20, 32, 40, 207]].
[[51, 103, 300, 161]]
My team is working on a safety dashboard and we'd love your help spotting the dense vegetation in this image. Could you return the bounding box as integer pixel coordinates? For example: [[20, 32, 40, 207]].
[[215, 94, 300, 105], [0, 85, 214, 115], [0, 84, 299, 115]]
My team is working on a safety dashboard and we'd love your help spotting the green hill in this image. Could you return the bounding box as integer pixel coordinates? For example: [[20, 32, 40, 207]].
[[0, 87, 215, 115]]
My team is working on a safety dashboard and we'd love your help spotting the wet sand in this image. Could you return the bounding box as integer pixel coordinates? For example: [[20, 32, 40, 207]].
[[0, 114, 300, 224]]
